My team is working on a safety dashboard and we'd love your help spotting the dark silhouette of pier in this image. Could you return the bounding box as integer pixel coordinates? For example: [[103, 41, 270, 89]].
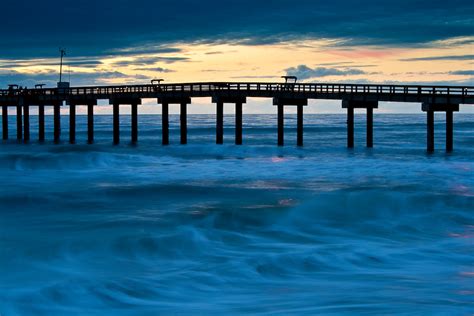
[[0, 82, 473, 152]]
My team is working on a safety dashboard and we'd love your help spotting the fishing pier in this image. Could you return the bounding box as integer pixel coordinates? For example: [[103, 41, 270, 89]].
[[0, 81, 472, 152]]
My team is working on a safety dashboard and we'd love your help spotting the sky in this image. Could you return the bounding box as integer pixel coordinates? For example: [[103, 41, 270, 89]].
[[0, 0, 473, 113]]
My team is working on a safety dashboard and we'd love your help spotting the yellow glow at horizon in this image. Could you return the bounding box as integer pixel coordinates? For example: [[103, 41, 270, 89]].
[[2, 38, 473, 85]]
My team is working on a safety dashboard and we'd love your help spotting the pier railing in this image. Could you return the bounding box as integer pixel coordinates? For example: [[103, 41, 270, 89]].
[[1, 81, 473, 152], [1, 82, 473, 98]]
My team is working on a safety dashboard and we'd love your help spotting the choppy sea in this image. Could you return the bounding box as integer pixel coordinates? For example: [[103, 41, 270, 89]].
[[0, 114, 473, 315]]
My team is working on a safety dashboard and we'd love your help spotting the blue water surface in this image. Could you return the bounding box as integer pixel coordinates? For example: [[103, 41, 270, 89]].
[[0, 114, 473, 315]]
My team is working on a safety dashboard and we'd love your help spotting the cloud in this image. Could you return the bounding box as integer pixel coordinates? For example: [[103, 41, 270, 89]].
[[230, 75, 279, 79], [205, 51, 224, 55], [285, 65, 367, 79], [108, 46, 183, 56], [0, 58, 103, 69], [0, 0, 472, 59], [400, 54, 474, 61], [133, 67, 175, 73], [329, 77, 474, 86], [0, 70, 149, 88], [112, 56, 189, 67], [450, 70, 474, 76]]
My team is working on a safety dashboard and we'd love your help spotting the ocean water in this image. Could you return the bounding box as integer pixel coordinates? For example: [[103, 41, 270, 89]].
[[0, 113, 473, 315]]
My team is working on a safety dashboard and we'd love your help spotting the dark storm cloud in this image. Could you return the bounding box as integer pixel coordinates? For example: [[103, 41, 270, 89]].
[[286, 65, 367, 79], [0, 0, 472, 59]]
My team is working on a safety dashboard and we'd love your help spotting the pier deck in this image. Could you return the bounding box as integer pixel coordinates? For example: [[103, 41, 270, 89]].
[[0, 81, 473, 152]]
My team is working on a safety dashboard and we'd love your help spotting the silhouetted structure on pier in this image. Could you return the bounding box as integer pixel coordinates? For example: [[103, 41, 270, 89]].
[[0, 82, 473, 152]]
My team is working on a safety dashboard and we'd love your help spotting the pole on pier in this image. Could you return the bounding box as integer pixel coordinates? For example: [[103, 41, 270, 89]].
[[38, 105, 45, 142], [23, 104, 30, 142], [113, 103, 120, 145], [88, 104, 94, 144], [297, 105, 303, 147], [235, 102, 243, 145], [347, 107, 354, 148], [54, 103, 61, 144], [446, 110, 453, 152], [277, 104, 284, 146], [216, 101, 224, 144], [69, 104, 76, 144], [180, 102, 187, 145], [2, 105, 7, 140], [131, 103, 138, 144], [427, 110, 434, 153], [162, 102, 169, 145], [16, 103, 22, 141], [367, 107, 373, 148]]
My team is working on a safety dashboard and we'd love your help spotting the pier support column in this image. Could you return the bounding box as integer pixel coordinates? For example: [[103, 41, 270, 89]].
[[180, 102, 187, 145], [158, 97, 190, 145], [162, 102, 169, 145], [212, 97, 246, 145], [422, 103, 459, 152], [69, 104, 76, 144], [16, 103, 22, 141], [427, 110, 434, 153], [273, 98, 308, 147], [110, 99, 141, 145], [88, 104, 94, 144], [216, 101, 224, 144], [342, 100, 378, 148], [446, 110, 453, 152], [297, 105, 303, 147], [131, 103, 138, 144], [23, 104, 30, 142], [347, 107, 354, 148], [2, 105, 7, 140], [38, 105, 45, 142], [367, 107, 373, 148], [113, 103, 120, 145], [235, 102, 243, 145], [277, 104, 284, 146], [54, 103, 61, 144]]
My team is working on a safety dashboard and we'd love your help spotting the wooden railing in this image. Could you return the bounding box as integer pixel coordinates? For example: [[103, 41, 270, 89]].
[[1, 82, 473, 98]]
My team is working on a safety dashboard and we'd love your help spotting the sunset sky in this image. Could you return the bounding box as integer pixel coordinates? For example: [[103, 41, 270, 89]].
[[0, 0, 472, 113]]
